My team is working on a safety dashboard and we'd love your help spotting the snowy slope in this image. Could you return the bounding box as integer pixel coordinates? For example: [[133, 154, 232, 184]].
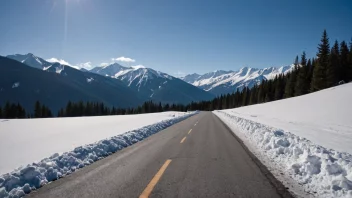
[[90, 64, 215, 104], [218, 83, 352, 153], [214, 83, 352, 197], [181, 65, 294, 95]]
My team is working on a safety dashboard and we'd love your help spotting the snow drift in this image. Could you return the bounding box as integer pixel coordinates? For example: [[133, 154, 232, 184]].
[[0, 111, 197, 197], [214, 83, 352, 198]]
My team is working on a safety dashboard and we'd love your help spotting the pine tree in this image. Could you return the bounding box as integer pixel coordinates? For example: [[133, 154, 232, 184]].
[[65, 101, 73, 117], [326, 40, 340, 87], [242, 88, 250, 106], [284, 71, 296, 98], [257, 84, 264, 103], [249, 85, 257, 105], [311, 30, 330, 91], [294, 55, 299, 70], [41, 105, 47, 118], [307, 59, 314, 90], [0, 106, 2, 118], [348, 39, 352, 82], [16, 103, 26, 118], [4, 102, 11, 118], [274, 75, 284, 100], [295, 52, 309, 96], [340, 41, 349, 83], [34, 101, 42, 118]]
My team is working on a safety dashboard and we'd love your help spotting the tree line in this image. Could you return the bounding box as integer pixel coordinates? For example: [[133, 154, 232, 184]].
[[0, 101, 52, 119], [0, 100, 188, 119], [56, 100, 187, 117], [1, 30, 351, 119]]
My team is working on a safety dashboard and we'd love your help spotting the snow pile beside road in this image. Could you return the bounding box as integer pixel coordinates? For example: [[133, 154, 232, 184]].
[[0, 111, 197, 198], [214, 111, 352, 198]]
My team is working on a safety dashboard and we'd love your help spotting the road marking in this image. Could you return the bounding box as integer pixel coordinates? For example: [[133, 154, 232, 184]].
[[188, 129, 192, 134], [139, 159, 172, 198], [194, 123, 197, 126], [180, 137, 187, 143]]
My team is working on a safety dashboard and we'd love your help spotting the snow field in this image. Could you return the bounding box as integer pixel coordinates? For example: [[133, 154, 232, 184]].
[[0, 111, 197, 198], [220, 83, 352, 154]]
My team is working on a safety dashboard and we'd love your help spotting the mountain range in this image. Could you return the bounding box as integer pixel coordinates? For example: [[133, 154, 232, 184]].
[[88, 64, 215, 104], [181, 66, 294, 95], [2, 53, 295, 113], [0, 55, 146, 113], [2, 53, 214, 112]]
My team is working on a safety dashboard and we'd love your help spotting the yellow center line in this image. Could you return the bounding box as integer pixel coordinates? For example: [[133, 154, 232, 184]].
[[180, 137, 187, 143], [188, 129, 192, 134], [139, 159, 172, 198]]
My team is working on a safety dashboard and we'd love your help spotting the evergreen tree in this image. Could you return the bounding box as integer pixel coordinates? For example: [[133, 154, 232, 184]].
[[16, 103, 26, 118], [34, 101, 42, 118], [311, 30, 330, 91], [4, 102, 11, 118], [274, 75, 284, 100], [340, 41, 349, 83], [295, 51, 309, 96], [41, 105, 47, 118], [46, 107, 53, 118], [242, 88, 249, 106], [306, 59, 314, 90], [294, 55, 299, 70], [249, 85, 257, 105], [348, 40, 352, 82], [326, 40, 340, 86], [0, 106, 2, 118], [284, 71, 296, 98], [65, 101, 73, 117], [257, 84, 264, 103]]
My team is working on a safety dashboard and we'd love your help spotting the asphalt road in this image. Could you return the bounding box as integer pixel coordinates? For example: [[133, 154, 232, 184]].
[[27, 112, 292, 198]]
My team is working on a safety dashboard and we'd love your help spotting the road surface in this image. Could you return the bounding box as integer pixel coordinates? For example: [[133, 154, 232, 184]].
[[27, 112, 292, 198]]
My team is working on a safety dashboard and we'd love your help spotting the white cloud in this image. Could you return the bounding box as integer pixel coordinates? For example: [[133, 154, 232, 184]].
[[131, 65, 146, 70], [76, 61, 93, 69], [100, 62, 110, 67], [174, 71, 186, 77], [112, 56, 136, 63], [46, 58, 72, 66]]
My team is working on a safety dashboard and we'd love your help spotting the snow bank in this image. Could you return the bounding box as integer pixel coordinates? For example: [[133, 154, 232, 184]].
[[0, 112, 197, 197], [214, 111, 352, 197]]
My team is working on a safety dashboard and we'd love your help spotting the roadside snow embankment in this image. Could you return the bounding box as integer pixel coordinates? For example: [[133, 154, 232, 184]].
[[214, 83, 352, 198], [0, 111, 197, 198]]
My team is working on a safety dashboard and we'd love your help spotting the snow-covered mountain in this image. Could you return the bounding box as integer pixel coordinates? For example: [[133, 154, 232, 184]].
[[90, 64, 215, 104], [6, 53, 214, 105], [89, 63, 126, 76], [1, 55, 145, 112], [181, 65, 294, 95], [6, 53, 71, 74]]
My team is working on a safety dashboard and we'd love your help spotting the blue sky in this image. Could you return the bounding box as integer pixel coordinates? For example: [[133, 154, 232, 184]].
[[0, 0, 351, 76]]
